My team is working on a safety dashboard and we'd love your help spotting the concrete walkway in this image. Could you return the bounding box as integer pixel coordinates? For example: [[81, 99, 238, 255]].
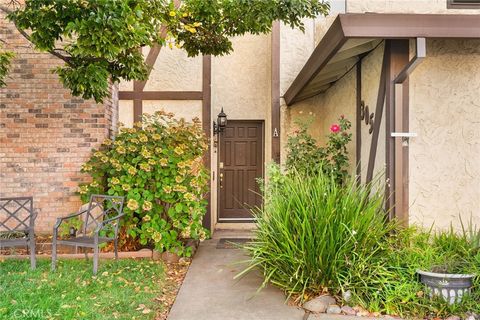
[[167, 232, 360, 320]]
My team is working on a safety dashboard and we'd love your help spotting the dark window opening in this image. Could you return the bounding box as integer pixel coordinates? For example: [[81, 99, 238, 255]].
[[447, 0, 480, 8]]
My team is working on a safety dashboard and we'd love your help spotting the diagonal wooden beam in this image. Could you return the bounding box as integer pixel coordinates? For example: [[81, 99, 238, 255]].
[[366, 44, 388, 184]]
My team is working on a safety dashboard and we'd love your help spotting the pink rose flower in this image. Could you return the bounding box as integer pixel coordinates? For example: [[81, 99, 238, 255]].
[[330, 124, 340, 133]]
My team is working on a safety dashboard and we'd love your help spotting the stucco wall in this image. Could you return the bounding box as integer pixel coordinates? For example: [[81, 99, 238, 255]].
[[359, 43, 386, 183], [409, 39, 480, 229], [211, 34, 272, 226], [346, 0, 480, 14]]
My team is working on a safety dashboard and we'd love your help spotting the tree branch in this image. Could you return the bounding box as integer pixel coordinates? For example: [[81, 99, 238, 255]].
[[0, 3, 72, 65]]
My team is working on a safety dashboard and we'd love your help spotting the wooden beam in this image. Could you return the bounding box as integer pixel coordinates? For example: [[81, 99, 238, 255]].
[[119, 91, 203, 100], [385, 39, 409, 220], [271, 21, 281, 163], [365, 44, 387, 184], [202, 55, 212, 231], [284, 17, 347, 105], [133, 81, 143, 123], [285, 13, 480, 106]]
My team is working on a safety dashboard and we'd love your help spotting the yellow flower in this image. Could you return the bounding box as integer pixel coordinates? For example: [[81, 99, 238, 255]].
[[127, 199, 139, 211], [102, 139, 112, 146], [152, 232, 162, 243], [133, 122, 142, 128], [173, 185, 187, 193], [175, 176, 184, 183], [127, 166, 137, 176], [143, 215, 151, 222], [152, 133, 161, 140], [117, 146, 126, 154], [148, 158, 156, 165], [174, 147, 184, 155], [159, 158, 168, 167], [177, 161, 187, 169], [94, 151, 103, 157], [82, 163, 92, 172], [122, 184, 131, 191], [140, 163, 151, 172], [130, 138, 139, 144], [128, 145, 137, 152], [163, 186, 172, 194], [114, 139, 124, 146], [139, 135, 148, 143], [90, 181, 99, 188], [142, 201, 153, 211], [101, 156, 109, 163], [155, 147, 163, 154], [111, 177, 120, 185], [140, 148, 151, 158], [184, 193, 196, 201], [169, 10, 176, 16], [79, 185, 89, 194]]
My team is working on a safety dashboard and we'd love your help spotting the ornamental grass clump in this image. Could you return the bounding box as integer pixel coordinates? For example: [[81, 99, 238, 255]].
[[79, 111, 209, 256], [240, 165, 395, 301]]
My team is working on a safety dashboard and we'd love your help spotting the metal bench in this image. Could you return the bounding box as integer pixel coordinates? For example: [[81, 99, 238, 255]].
[[52, 194, 124, 274], [0, 197, 37, 269]]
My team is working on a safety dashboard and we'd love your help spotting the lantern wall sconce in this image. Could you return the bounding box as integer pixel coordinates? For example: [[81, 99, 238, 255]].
[[213, 108, 228, 135]]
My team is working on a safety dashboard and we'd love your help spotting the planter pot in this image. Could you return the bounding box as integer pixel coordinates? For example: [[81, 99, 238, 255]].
[[417, 269, 475, 304]]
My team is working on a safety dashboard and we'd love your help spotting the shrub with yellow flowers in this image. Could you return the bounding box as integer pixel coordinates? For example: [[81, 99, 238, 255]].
[[79, 111, 209, 256]]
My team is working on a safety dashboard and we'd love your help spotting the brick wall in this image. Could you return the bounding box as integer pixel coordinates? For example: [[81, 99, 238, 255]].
[[0, 9, 118, 233]]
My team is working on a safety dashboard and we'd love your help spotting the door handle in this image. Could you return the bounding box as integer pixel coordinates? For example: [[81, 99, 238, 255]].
[[219, 173, 224, 189]]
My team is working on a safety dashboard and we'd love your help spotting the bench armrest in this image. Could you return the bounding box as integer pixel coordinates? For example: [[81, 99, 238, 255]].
[[94, 213, 125, 234], [53, 209, 87, 230]]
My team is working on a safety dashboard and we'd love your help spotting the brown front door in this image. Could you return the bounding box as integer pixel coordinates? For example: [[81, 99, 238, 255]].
[[218, 120, 264, 222]]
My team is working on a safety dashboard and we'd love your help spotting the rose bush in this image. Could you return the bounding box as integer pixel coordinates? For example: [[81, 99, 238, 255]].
[[79, 111, 209, 256], [286, 116, 352, 184]]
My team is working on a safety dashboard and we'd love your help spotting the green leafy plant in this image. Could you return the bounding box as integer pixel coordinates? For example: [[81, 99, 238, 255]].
[[1, 1, 329, 102], [79, 111, 209, 256], [58, 216, 83, 238], [238, 164, 394, 301], [286, 116, 352, 184], [338, 221, 480, 318], [0, 48, 14, 87]]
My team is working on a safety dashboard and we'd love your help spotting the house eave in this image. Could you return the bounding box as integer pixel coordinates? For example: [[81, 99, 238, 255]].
[[284, 13, 480, 106]]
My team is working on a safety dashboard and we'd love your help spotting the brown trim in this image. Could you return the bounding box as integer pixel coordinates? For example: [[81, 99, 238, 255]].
[[366, 45, 388, 184], [284, 17, 347, 105], [355, 61, 362, 180], [118, 91, 203, 100], [271, 21, 281, 163], [285, 13, 480, 106], [133, 81, 143, 123], [385, 40, 409, 220], [202, 55, 212, 230], [447, 0, 480, 9]]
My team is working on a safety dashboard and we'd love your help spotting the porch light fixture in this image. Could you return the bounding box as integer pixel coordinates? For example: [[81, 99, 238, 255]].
[[213, 108, 227, 134]]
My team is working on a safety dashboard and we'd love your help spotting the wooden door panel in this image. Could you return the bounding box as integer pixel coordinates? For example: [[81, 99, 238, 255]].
[[219, 121, 263, 221]]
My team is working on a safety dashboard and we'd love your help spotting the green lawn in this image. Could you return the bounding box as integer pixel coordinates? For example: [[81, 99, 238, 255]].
[[0, 258, 167, 320]]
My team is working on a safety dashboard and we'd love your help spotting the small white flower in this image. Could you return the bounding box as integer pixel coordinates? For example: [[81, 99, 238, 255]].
[[352, 230, 357, 236]]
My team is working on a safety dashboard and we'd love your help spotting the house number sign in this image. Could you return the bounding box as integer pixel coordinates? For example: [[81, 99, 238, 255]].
[[360, 100, 374, 134]]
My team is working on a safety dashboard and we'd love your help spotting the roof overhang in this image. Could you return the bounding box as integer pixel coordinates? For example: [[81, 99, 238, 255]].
[[284, 13, 480, 105]]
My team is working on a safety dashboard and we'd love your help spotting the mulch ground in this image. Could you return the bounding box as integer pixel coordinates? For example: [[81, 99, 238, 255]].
[[155, 260, 191, 320]]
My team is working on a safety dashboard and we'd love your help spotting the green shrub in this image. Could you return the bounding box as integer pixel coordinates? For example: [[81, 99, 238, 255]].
[[239, 165, 394, 300], [343, 223, 480, 318], [285, 116, 352, 184], [79, 111, 209, 256]]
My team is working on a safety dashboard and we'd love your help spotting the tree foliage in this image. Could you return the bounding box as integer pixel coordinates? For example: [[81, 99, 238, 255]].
[[0, 0, 329, 102]]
